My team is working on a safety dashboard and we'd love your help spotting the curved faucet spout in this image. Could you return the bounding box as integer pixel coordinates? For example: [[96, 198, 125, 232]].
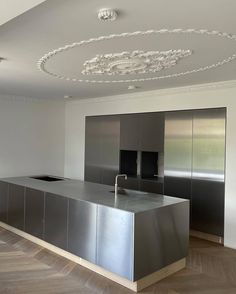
[[115, 174, 127, 196]]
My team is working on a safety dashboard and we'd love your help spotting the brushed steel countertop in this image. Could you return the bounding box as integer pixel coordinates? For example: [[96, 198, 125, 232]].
[[1, 176, 188, 213]]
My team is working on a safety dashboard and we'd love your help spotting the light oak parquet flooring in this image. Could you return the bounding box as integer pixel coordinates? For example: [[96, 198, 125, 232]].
[[0, 227, 236, 293]]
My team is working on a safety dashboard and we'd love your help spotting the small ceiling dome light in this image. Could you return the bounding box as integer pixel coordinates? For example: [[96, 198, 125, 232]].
[[64, 95, 72, 99], [98, 8, 118, 21]]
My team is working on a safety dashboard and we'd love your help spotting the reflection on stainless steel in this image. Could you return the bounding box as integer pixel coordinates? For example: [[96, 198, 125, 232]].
[[96, 206, 134, 280], [85, 115, 120, 185], [191, 108, 226, 236], [68, 199, 97, 263], [192, 109, 225, 181], [1, 177, 189, 281], [44, 193, 68, 250], [97, 199, 189, 281], [164, 111, 193, 199], [134, 201, 189, 280], [164, 108, 226, 237]]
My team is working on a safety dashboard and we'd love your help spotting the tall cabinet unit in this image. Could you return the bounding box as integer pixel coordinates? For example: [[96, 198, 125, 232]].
[[191, 108, 225, 236], [164, 108, 226, 237], [119, 112, 165, 193], [85, 113, 165, 193], [164, 111, 193, 200], [85, 115, 120, 186]]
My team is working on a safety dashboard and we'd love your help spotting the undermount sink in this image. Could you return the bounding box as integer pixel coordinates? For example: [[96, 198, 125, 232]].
[[110, 189, 128, 195], [30, 175, 64, 182], [110, 189, 148, 196]]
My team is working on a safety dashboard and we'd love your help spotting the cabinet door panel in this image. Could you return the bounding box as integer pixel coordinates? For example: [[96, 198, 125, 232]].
[[100, 115, 120, 185], [25, 188, 44, 239], [0, 181, 8, 223], [120, 114, 140, 150], [8, 184, 25, 230], [68, 199, 97, 263], [85, 116, 103, 184], [191, 179, 224, 236], [96, 206, 134, 280], [45, 193, 68, 250], [118, 177, 139, 191], [192, 108, 226, 236], [164, 111, 193, 200], [140, 180, 163, 194], [85, 115, 120, 186], [140, 112, 164, 152]]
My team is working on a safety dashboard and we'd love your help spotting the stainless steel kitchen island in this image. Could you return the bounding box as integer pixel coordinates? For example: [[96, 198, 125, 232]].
[[0, 176, 189, 291]]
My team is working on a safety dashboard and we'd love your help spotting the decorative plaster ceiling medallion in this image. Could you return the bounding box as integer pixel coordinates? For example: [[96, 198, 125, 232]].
[[37, 29, 236, 83], [81, 50, 192, 75]]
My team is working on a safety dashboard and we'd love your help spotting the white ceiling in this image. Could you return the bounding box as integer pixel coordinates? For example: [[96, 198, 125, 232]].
[[0, 0, 46, 26], [0, 0, 236, 100]]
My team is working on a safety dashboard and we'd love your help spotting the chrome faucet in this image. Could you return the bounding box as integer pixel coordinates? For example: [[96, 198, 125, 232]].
[[115, 174, 127, 196]]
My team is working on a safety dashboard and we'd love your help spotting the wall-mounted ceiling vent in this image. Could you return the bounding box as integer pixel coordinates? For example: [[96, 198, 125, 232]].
[[98, 8, 117, 21]]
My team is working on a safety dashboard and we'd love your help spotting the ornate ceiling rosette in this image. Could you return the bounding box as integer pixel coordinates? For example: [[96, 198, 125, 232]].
[[81, 49, 192, 76], [37, 28, 236, 83]]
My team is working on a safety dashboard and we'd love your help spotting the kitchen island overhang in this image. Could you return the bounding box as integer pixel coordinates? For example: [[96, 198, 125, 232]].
[[0, 176, 189, 292]]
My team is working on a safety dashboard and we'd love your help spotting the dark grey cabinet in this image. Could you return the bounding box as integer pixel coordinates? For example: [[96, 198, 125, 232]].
[[45, 193, 68, 250], [191, 179, 225, 236], [140, 179, 163, 194], [25, 188, 44, 239], [85, 115, 120, 186], [120, 114, 140, 150], [68, 199, 97, 263], [0, 181, 8, 223], [120, 113, 164, 152], [85, 116, 103, 184], [140, 112, 164, 152], [85, 112, 165, 193], [8, 184, 25, 230], [118, 177, 140, 190]]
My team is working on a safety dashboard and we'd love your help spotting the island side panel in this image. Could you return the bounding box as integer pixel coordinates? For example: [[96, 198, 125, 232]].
[[134, 201, 189, 280], [0, 181, 8, 223], [68, 198, 97, 263], [8, 184, 25, 230], [45, 193, 68, 250], [96, 205, 134, 281], [25, 188, 45, 239]]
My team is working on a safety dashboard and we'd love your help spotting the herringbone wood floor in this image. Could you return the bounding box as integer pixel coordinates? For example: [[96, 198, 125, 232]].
[[0, 227, 236, 294]]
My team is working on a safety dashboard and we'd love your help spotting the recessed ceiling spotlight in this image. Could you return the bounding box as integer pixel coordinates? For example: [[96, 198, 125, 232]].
[[98, 8, 118, 21], [128, 85, 139, 90]]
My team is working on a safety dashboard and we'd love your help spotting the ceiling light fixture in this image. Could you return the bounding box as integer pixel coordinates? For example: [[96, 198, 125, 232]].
[[98, 8, 117, 21], [64, 95, 72, 99]]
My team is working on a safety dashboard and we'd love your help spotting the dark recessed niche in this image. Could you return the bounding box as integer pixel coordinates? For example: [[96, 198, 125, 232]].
[[141, 151, 158, 180], [120, 150, 137, 177]]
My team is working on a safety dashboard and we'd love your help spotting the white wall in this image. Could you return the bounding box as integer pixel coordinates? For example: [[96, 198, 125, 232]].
[[0, 95, 65, 178], [65, 80, 236, 249]]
